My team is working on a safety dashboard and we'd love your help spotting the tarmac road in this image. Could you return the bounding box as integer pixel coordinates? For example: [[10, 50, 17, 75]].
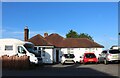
[[2, 63, 120, 77]]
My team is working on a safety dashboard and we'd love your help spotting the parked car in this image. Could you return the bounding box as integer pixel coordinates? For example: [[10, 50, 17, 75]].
[[61, 54, 75, 64], [80, 53, 98, 64], [98, 49, 120, 64]]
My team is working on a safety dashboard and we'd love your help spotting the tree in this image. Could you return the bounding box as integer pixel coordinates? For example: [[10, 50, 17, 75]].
[[66, 30, 94, 41], [79, 33, 94, 41], [66, 30, 79, 38]]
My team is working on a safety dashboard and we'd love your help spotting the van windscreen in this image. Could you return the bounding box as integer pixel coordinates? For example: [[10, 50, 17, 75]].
[[24, 44, 34, 53]]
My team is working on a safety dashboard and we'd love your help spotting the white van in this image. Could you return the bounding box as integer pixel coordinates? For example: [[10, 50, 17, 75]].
[[0, 38, 42, 64]]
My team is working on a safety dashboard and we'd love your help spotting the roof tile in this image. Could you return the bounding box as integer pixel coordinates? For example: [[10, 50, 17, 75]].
[[28, 34, 53, 46], [45, 33, 64, 47], [57, 38, 104, 48]]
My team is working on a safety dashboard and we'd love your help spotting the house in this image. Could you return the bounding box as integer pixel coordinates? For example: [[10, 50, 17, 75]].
[[57, 38, 104, 62], [24, 27, 104, 64], [27, 33, 64, 64]]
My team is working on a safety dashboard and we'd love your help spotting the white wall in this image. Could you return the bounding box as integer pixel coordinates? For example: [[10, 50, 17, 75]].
[[60, 48, 103, 62]]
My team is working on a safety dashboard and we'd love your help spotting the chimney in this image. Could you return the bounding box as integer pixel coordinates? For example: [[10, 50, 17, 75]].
[[24, 26, 29, 41], [44, 32, 48, 38]]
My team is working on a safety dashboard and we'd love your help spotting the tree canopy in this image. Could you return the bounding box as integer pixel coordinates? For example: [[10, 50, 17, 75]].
[[66, 29, 94, 41], [66, 30, 79, 38]]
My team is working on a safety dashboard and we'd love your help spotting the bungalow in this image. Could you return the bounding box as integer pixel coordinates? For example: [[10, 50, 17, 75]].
[[24, 27, 104, 64], [57, 38, 104, 62]]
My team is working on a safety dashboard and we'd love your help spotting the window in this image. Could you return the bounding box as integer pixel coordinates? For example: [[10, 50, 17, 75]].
[[67, 48, 74, 53], [85, 53, 96, 58], [102, 51, 107, 54], [64, 54, 75, 58], [34, 47, 37, 50], [42, 51, 45, 56], [18, 46, 26, 54], [109, 50, 120, 54], [70, 48, 74, 50], [5, 45, 13, 50]]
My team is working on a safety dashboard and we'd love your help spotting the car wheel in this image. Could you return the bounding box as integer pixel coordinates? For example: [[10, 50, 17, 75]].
[[104, 59, 108, 65], [83, 61, 86, 65], [98, 59, 101, 64], [96, 62, 98, 64]]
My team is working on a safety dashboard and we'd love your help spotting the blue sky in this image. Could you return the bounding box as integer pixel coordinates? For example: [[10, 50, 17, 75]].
[[2, 2, 118, 49]]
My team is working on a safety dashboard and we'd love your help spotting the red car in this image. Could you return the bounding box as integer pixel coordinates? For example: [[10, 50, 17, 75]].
[[80, 53, 98, 64]]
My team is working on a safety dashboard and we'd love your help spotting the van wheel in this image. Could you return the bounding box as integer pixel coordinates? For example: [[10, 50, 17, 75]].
[[104, 59, 108, 65]]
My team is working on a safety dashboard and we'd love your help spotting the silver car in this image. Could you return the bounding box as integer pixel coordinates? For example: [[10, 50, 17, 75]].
[[61, 54, 75, 64], [98, 49, 120, 64]]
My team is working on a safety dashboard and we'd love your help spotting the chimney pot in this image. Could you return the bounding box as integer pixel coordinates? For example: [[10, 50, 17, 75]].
[[44, 33, 48, 38]]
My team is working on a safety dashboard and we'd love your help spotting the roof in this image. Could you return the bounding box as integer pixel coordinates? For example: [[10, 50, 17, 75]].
[[28, 33, 104, 48], [45, 33, 64, 47], [57, 38, 104, 48], [28, 34, 53, 46]]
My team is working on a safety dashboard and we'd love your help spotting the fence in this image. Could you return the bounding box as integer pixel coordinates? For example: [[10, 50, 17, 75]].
[[0, 55, 30, 69]]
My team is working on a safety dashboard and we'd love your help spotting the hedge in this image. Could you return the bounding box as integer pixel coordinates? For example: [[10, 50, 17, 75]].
[[0, 55, 30, 69]]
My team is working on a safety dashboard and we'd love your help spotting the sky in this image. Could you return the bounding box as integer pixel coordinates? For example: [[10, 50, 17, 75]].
[[1, 2, 118, 49]]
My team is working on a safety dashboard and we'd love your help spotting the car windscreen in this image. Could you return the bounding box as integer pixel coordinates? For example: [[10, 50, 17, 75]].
[[102, 51, 107, 54], [64, 54, 75, 58], [109, 50, 120, 54], [85, 54, 96, 58]]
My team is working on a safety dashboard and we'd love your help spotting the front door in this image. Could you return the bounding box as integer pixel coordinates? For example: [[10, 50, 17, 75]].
[[56, 50, 59, 63]]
